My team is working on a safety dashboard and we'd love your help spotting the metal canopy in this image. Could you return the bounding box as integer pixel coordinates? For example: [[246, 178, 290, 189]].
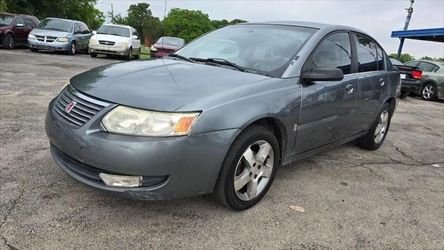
[[391, 28, 444, 43]]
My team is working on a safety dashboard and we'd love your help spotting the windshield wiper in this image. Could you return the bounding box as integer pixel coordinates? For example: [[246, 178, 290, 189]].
[[167, 54, 195, 63], [190, 57, 246, 72]]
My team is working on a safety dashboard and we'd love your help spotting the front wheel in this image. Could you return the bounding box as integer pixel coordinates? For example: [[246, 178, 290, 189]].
[[214, 125, 279, 210], [67, 42, 76, 55], [357, 103, 391, 150], [421, 83, 437, 100]]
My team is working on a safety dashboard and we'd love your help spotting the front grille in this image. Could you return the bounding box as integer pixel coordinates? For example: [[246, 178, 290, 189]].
[[54, 86, 110, 127], [35, 35, 58, 43], [46, 36, 57, 42], [98, 40, 115, 46]]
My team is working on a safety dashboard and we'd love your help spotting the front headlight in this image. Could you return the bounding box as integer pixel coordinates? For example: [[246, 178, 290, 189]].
[[150, 45, 157, 52], [117, 42, 129, 48], [102, 106, 200, 137], [58, 37, 69, 43], [89, 38, 98, 45], [28, 34, 36, 40]]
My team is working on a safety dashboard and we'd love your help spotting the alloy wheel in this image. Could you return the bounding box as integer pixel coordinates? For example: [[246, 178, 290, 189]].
[[374, 110, 389, 144], [422, 85, 435, 100], [7, 35, 14, 49], [234, 140, 274, 201], [71, 43, 76, 55]]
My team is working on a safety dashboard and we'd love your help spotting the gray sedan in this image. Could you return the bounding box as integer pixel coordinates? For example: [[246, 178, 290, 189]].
[[45, 21, 399, 210]]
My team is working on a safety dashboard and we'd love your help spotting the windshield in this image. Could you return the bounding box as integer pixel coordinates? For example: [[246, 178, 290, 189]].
[[157, 37, 185, 47], [97, 25, 130, 37], [36, 18, 73, 32], [0, 14, 14, 26], [176, 24, 316, 76]]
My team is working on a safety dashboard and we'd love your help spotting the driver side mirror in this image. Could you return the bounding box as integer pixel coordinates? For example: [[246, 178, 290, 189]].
[[132, 35, 139, 40], [15, 23, 25, 28], [301, 68, 344, 83], [92, 30, 97, 35]]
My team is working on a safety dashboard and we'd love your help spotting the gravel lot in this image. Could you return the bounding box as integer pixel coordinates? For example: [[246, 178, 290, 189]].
[[1, 49, 443, 249]]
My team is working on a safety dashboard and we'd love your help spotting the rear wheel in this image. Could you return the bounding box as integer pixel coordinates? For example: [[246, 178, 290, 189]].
[[421, 82, 437, 100], [3, 34, 15, 49], [214, 125, 279, 210], [357, 103, 391, 150], [90, 53, 97, 57]]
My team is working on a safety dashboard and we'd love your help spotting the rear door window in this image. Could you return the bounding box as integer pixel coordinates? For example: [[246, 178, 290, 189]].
[[15, 17, 24, 27], [354, 34, 379, 72], [80, 22, 90, 34], [24, 18, 35, 29], [74, 23, 81, 34]]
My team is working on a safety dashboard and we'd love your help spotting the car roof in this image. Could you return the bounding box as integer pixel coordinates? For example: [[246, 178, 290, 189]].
[[0, 12, 36, 18], [418, 60, 443, 66], [242, 21, 367, 34]]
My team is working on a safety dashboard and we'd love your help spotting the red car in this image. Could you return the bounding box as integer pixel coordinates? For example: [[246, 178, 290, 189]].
[[0, 12, 39, 49], [150, 36, 185, 58]]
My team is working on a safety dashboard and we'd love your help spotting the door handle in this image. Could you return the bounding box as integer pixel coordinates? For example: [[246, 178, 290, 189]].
[[379, 78, 385, 86], [345, 84, 354, 94]]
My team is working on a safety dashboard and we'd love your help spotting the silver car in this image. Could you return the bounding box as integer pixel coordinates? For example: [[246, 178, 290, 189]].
[[404, 60, 444, 100]]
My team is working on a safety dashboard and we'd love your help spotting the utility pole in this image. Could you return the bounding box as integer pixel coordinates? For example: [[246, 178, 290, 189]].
[[397, 0, 414, 60], [111, 3, 114, 21]]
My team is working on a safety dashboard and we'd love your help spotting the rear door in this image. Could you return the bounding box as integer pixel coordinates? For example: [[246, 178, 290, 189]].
[[79, 22, 92, 49], [353, 33, 389, 132], [295, 32, 358, 153], [13, 16, 27, 44]]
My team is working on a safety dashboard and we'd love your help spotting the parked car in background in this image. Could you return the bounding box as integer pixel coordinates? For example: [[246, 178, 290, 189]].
[[404, 60, 444, 101], [28, 18, 91, 55], [89, 24, 141, 60], [46, 21, 399, 210], [390, 58, 422, 98], [0, 12, 39, 49], [150, 36, 185, 58]]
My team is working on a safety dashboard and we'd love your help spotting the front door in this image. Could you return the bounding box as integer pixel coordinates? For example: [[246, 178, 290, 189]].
[[294, 32, 358, 154]]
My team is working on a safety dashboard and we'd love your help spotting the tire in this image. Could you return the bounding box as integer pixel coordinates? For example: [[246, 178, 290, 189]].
[[3, 33, 15, 49], [421, 82, 437, 100], [214, 125, 280, 210], [67, 42, 76, 55], [399, 90, 409, 99], [126, 48, 132, 60], [357, 103, 392, 150], [90, 53, 97, 58]]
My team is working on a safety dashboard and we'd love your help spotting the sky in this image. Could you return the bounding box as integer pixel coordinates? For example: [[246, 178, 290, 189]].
[[96, 0, 444, 58]]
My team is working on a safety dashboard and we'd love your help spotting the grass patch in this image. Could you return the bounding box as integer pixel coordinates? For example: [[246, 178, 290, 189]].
[[139, 45, 151, 60]]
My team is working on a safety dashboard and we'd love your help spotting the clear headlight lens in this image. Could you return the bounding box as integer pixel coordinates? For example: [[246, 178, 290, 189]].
[[58, 37, 69, 42], [102, 106, 200, 137], [89, 38, 98, 45], [117, 42, 129, 48], [28, 34, 36, 40], [150, 45, 157, 52]]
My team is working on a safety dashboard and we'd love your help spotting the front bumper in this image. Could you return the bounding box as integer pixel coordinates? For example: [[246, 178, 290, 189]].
[[89, 44, 129, 55], [28, 39, 70, 51], [45, 98, 238, 200]]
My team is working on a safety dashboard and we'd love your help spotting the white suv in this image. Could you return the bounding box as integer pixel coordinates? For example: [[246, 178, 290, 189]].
[[89, 24, 141, 60]]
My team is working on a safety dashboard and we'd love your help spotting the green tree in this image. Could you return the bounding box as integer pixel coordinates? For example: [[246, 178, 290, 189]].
[[4, 0, 104, 29], [111, 3, 162, 43], [163, 8, 213, 42], [0, 0, 7, 12], [389, 53, 415, 63], [211, 18, 246, 29]]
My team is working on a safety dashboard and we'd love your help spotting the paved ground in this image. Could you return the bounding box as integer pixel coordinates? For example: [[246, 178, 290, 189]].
[[1, 49, 443, 249]]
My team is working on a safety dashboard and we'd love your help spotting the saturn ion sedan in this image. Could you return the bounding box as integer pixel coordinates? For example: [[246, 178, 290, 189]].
[[46, 21, 400, 210]]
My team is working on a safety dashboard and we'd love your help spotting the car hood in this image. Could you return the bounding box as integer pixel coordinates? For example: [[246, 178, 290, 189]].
[[30, 29, 70, 37], [70, 59, 269, 111], [92, 34, 129, 43]]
